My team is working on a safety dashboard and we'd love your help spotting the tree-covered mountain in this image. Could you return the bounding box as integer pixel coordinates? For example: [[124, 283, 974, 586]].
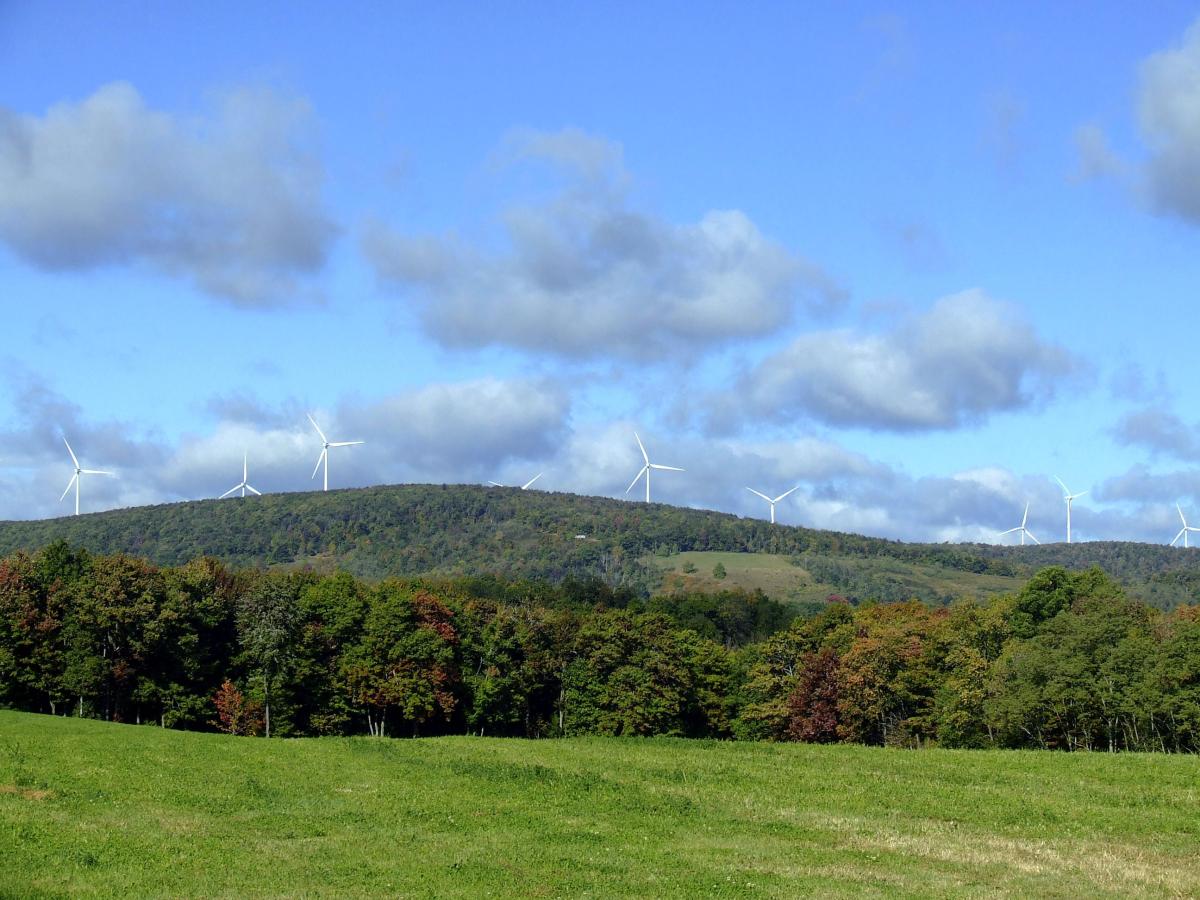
[[1, 484, 1198, 607]]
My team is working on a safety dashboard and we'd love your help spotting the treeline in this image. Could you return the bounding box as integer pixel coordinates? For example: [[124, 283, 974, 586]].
[[1, 543, 1197, 751], [5, 484, 1200, 596]]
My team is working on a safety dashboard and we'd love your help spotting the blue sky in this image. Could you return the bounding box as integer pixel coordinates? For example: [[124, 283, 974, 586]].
[[3, 2, 1200, 544]]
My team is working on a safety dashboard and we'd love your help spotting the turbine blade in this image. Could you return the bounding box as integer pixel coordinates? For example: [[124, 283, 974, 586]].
[[246, 485, 262, 496], [307, 414, 327, 443], [312, 449, 326, 480], [59, 474, 78, 502], [1179, 504, 1187, 527], [81, 469, 112, 476], [488, 481, 504, 487], [999, 527, 1020, 535], [633, 431, 649, 465], [1022, 502, 1030, 527], [774, 486, 800, 502], [62, 437, 79, 468], [650, 464, 684, 471], [1027, 531, 1040, 544], [1074, 490, 1089, 499], [626, 465, 648, 494], [1172, 528, 1186, 546], [220, 484, 240, 499], [746, 488, 772, 502], [521, 473, 543, 490], [329, 440, 364, 447], [1054, 476, 1070, 495]]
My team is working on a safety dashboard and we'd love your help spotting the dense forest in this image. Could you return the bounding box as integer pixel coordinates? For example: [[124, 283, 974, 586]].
[[1, 484, 1199, 609], [2, 542, 1197, 752]]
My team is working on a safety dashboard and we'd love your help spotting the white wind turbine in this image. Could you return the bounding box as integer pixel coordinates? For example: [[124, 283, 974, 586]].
[[1170, 504, 1200, 548], [220, 452, 261, 499], [1055, 476, 1088, 544], [746, 485, 798, 524], [999, 502, 1040, 545], [488, 473, 543, 490], [59, 437, 113, 516], [308, 414, 364, 492], [625, 432, 683, 503]]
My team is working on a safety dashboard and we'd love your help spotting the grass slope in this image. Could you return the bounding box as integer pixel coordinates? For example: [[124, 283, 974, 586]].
[[649, 550, 1026, 605], [1, 484, 1198, 606], [2, 711, 1198, 897]]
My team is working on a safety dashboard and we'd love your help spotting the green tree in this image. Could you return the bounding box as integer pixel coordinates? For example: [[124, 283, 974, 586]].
[[236, 575, 301, 737], [562, 610, 729, 737], [342, 583, 459, 736]]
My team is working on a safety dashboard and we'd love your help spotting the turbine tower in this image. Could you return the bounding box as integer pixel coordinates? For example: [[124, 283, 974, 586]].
[[746, 485, 798, 524], [625, 432, 683, 503], [59, 437, 113, 516], [1170, 504, 1200, 548], [488, 473, 543, 490], [1055, 477, 1088, 544], [1000, 502, 1040, 546], [220, 452, 262, 499], [308, 414, 364, 492]]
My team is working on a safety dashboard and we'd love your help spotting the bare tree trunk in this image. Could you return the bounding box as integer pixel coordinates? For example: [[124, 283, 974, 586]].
[[264, 671, 271, 739]]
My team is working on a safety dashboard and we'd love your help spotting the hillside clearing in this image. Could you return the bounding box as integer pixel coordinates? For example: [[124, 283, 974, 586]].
[[647, 550, 1025, 605], [1, 711, 1197, 897]]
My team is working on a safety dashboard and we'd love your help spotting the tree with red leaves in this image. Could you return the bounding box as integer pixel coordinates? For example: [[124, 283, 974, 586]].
[[212, 679, 264, 736], [786, 647, 841, 743]]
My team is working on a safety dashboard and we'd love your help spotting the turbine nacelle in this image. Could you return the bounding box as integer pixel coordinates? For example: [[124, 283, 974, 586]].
[[59, 437, 114, 516], [220, 452, 262, 499], [488, 473, 543, 490], [625, 431, 683, 503], [1171, 503, 1200, 548], [746, 485, 799, 525], [1054, 476, 1088, 544], [999, 502, 1040, 545], [308, 414, 364, 492]]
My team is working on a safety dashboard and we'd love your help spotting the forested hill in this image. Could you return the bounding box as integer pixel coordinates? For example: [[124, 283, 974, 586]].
[[0, 484, 1198, 604]]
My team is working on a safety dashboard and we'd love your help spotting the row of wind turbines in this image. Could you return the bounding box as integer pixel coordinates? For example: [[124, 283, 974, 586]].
[[58, 414, 362, 513], [53, 425, 1200, 548]]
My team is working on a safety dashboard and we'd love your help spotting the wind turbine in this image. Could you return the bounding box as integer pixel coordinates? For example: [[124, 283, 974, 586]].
[[220, 452, 262, 499], [1170, 504, 1200, 548], [488, 473, 543, 490], [999, 502, 1040, 546], [59, 437, 113, 516], [1055, 477, 1088, 544], [746, 485, 798, 524], [308, 414, 364, 492], [625, 432, 683, 503]]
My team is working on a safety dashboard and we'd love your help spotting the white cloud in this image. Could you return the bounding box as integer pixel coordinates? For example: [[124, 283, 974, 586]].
[[715, 289, 1078, 432], [1138, 19, 1200, 223], [363, 128, 845, 360], [0, 82, 335, 306]]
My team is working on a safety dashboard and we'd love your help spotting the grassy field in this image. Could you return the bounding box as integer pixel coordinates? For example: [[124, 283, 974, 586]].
[[648, 550, 1024, 606], [2, 712, 1197, 898]]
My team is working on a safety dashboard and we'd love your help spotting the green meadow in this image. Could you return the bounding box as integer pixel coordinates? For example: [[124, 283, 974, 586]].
[[647, 549, 1025, 605], [2, 711, 1197, 897]]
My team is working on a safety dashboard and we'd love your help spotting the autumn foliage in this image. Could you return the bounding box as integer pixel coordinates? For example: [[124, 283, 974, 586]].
[[1, 541, 1199, 753], [212, 680, 264, 736]]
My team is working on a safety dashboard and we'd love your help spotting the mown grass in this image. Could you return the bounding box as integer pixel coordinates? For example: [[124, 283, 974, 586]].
[[1, 710, 1197, 898]]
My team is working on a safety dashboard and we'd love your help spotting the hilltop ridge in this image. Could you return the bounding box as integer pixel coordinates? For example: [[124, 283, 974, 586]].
[[1, 483, 1197, 607]]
